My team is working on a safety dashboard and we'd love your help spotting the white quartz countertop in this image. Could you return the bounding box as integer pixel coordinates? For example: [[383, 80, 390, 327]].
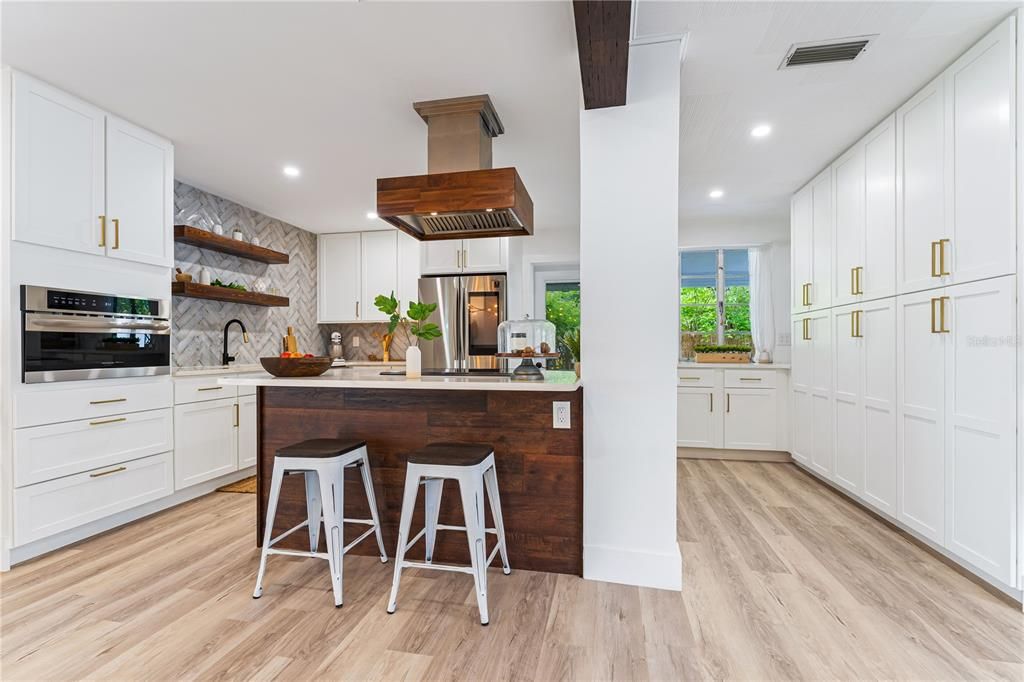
[[218, 367, 582, 392], [678, 362, 790, 370], [173, 360, 405, 377]]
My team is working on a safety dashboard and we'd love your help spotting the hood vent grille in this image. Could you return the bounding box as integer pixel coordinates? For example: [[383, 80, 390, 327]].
[[780, 35, 875, 69], [420, 209, 520, 235]]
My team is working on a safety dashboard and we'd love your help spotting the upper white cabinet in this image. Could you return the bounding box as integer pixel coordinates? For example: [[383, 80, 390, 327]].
[[945, 16, 1016, 287], [421, 237, 507, 275], [318, 233, 361, 322], [791, 169, 831, 312], [12, 72, 173, 267], [896, 16, 1016, 294], [833, 115, 896, 306], [791, 185, 813, 312], [13, 73, 105, 256], [319, 230, 420, 323], [104, 116, 174, 267]]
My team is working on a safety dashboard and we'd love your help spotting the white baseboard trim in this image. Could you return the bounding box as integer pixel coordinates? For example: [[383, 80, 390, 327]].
[[678, 447, 791, 463], [7, 467, 255, 568], [583, 540, 682, 591], [794, 462, 1022, 604]]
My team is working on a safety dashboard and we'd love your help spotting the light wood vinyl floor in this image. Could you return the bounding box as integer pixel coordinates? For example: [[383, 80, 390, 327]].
[[1, 460, 1021, 681]]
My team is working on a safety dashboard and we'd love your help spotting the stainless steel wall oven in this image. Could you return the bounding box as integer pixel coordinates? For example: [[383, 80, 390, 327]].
[[21, 285, 171, 384]]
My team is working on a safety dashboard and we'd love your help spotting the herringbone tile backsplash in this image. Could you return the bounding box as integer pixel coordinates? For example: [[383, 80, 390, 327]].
[[172, 181, 321, 367]]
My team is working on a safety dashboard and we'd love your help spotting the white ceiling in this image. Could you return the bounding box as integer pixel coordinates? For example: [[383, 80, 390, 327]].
[[3, 1, 1020, 235], [634, 0, 1019, 224], [1, 1, 581, 235]]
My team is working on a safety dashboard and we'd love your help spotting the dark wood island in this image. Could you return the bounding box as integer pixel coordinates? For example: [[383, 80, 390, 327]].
[[223, 369, 583, 575]]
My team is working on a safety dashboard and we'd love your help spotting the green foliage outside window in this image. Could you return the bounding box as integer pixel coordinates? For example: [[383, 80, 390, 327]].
[[545, 287, 580, 370], [680, 285, 752, 346]]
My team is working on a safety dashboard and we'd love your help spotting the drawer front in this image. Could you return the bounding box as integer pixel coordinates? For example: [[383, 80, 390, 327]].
[[677, 369, 720, 387], [14, 379, 173, 429], [238, 384, 257, 397], [14, 451, 174, 546], [14, 408, 174, 487], [724, 369, 778, 389], [174, 376, 237, 404]]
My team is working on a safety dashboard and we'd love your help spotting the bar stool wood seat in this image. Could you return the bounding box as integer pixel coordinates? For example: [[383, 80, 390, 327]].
[[253, 438, 387, 607], [387, 442, 510, 625]]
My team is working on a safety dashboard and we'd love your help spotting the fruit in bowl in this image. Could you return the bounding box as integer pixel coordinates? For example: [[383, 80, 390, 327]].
[[260, 355, 332, 377]]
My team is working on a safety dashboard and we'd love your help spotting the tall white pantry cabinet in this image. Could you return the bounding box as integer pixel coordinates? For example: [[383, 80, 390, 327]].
[[790, 15, 1020, 593]]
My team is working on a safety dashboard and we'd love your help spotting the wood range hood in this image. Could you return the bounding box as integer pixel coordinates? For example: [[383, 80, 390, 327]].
[[376, 95, 534, 241]]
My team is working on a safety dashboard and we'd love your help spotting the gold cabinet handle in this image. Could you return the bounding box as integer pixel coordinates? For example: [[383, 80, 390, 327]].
[[90, 466, 126, 478], [851, 310, 863, 338], [850, 267, 857, 295], [89, 416, 126, 426], [98, 215, 107, 247], [709, 392, 713, 413], [938, 239, 950, 276], [356, 300, 360, 318], [679, 376, 701, 381], [931, 241, 940, 277], [89, 397, 127, 405], [234, 403, 239, 427], [802, 318, 811, 341], [197, 386, 223, 392], [855, 267, 864, 295], [738, 377, 762, 382], [938, 295, 949, 333], [112, 218, 120, 249], [726, 393, 731, 413]]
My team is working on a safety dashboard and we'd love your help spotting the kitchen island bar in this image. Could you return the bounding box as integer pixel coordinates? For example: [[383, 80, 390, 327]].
[[222, 369, 583, 575]]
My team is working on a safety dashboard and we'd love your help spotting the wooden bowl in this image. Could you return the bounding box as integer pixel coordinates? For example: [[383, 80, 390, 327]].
[[260, 356, 332, 377], [174, 272, 193, 283]]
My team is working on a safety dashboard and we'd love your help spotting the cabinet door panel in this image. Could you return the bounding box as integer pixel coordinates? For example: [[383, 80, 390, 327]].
[[318, 233, 361, 322], [862, 115, 897, 301], [173, 397, 237, 490], [810, 393, 833, 477], [677, 387, 722, 448], [861, 300, 897, 516], [810, 312, 832, 395], [723, 389, 777, 450], [944, 276, 1016, 584], [422, 240, 462, 275], [105, 116, 173, 267], [237, 394, 257, 469], [896, 290, 945, 543], [832, 147, 865, 306], [791, 187, 813, 312], [896, 76, 946, 294], [791, 389, 813, 465], [360, 231, 398, 322], [463, 237, 506, 273], [13, 73, 105, 255], [946, 17, 1016, 285], [810, 169, 832, 309], [791, 316, 811, 389], [832, 306, 862, 493]]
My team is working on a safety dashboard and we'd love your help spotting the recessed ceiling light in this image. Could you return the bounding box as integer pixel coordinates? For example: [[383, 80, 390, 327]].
[[709, 188, 724, 199], [282, 165, 300, 178], [366, 211, 378, 220], [750, 124, 772, 138]]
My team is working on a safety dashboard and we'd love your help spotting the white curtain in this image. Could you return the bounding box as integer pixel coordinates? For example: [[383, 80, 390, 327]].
[[748, 245, 775, 362]]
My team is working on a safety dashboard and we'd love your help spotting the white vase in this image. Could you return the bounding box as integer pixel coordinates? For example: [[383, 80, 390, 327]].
[[405, 345, 422, 379]]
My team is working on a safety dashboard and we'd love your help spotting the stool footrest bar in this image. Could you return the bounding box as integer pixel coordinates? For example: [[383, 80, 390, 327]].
[[403, 528, 427, 553], [269, 520, 310, 547], [343, 526, 378, 554], [267, 548, 327, 560], [400, 560, 475, 575]]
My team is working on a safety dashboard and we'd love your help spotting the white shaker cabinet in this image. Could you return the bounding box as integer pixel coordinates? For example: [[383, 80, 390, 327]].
[[173, 397, 238, 490], [360, 230, 398, 322], [945, 16, 1016, 287], [104, 116, 174, 267], [676, 387, 722, 449], [792, 310, 832, 477], [861, 115, 897, 301], [318, 233, 362, 322], [237, 393, 258, 469], [809, 168, 832, 311], [12, 72, 173, 267], [12, 73, 106, 256], [832, 145, 865, 307], [791, 185, 813, 313], [421, 238, 507, 275], [722, 388, 777, 450], [896, 75, 947, 295]]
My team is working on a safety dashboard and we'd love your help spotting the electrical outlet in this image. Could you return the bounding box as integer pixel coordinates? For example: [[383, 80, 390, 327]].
[[352, 336, 360, 348], [553, 401, 571, 429]]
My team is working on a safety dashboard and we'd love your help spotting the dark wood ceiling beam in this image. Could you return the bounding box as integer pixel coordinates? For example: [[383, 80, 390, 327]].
[[573, 0, 631, 109]]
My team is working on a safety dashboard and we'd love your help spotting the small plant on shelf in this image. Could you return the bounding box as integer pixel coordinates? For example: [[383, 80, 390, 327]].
[[693, 344, 752, 364]]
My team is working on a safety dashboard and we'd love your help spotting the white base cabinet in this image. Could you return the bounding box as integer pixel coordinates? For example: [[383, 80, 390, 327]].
[[237, 392, 258, 468], [677, 367, 786, 452], [172, 379, 256, 491]]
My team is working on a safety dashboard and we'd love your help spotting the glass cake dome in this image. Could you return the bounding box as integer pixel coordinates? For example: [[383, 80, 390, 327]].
[[497, 315, 558, 380]]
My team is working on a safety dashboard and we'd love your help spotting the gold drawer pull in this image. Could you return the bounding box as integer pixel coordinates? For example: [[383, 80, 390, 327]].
[[738, 377, 762, 382], [197, 386, 224, 391], [98, 215, 107, 247], [802, 318, 811, 341], [90, 466, 127, 478], [89, 397, 127, 405], [726, 393, 731, 413], [112, 218, 120, 249], [679, 376, 701, 381], [709, 393, 713, 412], [929, 297, 950, 333], [938, 238, 950, 276], [89, 417, 126, 426]]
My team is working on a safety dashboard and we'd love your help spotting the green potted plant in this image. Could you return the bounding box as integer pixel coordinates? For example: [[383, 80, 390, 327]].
[[562, 328, 581, 377], [693, 344, 752, 364], [374, 292, 441, 378]]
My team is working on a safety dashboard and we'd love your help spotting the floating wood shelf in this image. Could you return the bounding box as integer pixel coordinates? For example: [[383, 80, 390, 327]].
[[174, 225, 290, 264], [171, 282, 289, 307]]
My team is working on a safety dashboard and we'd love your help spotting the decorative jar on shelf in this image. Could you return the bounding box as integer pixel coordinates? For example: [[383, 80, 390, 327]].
[[497, 315, 558, 381]]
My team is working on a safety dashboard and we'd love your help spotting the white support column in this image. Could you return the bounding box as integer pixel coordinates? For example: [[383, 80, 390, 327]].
[[579, 38, 684, 591]]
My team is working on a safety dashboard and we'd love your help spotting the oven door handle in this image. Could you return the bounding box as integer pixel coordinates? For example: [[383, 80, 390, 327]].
[[24, 314, 171, 334]]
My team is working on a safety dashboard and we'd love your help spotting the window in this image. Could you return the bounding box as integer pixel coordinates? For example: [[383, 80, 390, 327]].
[[544, 281, 580, 370], [680, 249, 751, 351]]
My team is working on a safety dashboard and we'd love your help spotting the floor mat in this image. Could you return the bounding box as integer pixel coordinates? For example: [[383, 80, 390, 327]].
[[217, 476, 256, 494]]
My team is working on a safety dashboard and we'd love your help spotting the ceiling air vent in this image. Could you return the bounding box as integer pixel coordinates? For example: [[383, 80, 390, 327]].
[[779, 35, 876, 69]]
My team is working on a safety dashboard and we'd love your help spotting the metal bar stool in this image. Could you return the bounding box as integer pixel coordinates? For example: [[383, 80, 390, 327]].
[[253, 438, 387, 607], [386, 442, 510, 625]]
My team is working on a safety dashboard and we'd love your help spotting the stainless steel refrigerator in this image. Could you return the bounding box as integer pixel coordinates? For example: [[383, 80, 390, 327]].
[[417, 274, 506, 372]]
